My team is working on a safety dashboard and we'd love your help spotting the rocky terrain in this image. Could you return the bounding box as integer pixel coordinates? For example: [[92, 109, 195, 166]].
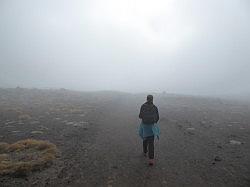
[[0, 88, 249, 187]]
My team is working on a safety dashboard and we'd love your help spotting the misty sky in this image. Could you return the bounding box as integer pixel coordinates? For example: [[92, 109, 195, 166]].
[[0, 0, 249, 95]]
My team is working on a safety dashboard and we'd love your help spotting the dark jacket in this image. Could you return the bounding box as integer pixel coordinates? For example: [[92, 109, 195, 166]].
[[139, 101, 159, 124]]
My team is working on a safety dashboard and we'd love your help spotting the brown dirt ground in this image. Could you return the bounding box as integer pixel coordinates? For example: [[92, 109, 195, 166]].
[[0, 88, 250, 187]]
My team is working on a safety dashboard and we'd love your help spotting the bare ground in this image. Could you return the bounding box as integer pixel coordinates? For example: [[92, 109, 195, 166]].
[[0, 88, 250, 187]]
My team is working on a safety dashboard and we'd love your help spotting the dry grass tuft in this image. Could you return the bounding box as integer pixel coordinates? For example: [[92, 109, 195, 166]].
[[0, 139, 58, 177], [0, 143, 9, 153]]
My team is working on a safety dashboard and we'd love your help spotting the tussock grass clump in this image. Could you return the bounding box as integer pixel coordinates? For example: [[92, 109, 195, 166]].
[[0, 139, 58, 177]]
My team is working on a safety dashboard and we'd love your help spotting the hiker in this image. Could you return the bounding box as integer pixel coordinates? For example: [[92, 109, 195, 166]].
[[139, 95, 160, 166]]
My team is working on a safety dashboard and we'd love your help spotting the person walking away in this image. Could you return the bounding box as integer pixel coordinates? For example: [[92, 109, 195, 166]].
[[139, 95, 160, 166]]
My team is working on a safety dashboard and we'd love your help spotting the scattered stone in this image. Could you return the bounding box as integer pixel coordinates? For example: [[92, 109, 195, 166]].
[[79, 121, 89, 125], [162, 180, 167, 184], [31, 131, 44, 135], [12, 131, 21, 133], [229, 122, 240, 124], [32, 180, 39, 185], [18, 121, 24, 125], [217, 145, 223, 149], [177, 124, 183, 129], [5, 121, 15, 125], [5, 125, 14, 128], [229, 140, 242, 145], [18, 114, 31, 120], [187, 128, 195, 131], [212, 121, 219, 125], [214, 156, 222, 161], [107, 177, 114, 186], [30, 121, 40, 125], [170, 119, 178, 124], [228, 134, 237, 138], [39, 126, 49, 130], [73, 122, 89, 128], [111, 165, 118, 169], [200, 121, 206, 125], [70, 108, 83, 114], [187, 131, 195, 135], [73, 123, 82, 127]]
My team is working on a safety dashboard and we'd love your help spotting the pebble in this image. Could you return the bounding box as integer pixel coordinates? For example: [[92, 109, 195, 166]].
[[31, 131, 44, 135], [200, 121, 206, 125], [214, 156, 222, 161], [5, 125, 14, 128], [12, 131, 21, 133], [229, 140, 242, 145], [229, 122, 240, 124], [5, 121, 15, 125], [30, 121, 40, 125], [73, 124, 82, 127], [187, 128, 195, 131], [80, 121, 89, 125], [162, 180, 167, 184], [39, 126, 49, 130]]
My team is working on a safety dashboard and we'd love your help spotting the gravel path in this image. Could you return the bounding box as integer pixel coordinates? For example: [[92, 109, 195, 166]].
[[0, 89, 250, 187]]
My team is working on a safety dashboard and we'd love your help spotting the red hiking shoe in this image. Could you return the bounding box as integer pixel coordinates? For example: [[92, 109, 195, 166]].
[[149, 159, 154, 166]]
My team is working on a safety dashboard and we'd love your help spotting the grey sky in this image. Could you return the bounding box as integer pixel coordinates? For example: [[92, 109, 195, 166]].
[[0, 0, 249, 95]]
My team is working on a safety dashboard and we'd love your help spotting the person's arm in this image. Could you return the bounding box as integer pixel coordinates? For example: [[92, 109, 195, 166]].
[[155, 107, 159, 123], [139, 106, 143, 119]]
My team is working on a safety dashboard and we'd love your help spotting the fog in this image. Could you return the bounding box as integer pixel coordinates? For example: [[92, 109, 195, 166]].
[[0, 0, 249, 96]]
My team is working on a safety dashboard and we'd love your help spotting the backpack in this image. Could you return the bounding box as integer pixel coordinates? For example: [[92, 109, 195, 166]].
[[142, 105, 157, 124]]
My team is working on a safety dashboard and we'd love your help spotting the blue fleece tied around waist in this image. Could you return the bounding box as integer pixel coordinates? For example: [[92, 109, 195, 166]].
[[139, 123, 160, 140]]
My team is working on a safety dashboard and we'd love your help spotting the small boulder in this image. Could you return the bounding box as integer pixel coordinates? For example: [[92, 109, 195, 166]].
[[229, 140, 242, 145], [214, 156, 222, 161]]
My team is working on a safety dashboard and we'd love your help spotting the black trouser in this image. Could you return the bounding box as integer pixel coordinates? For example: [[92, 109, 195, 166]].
[[143, 136, 154, 159]]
